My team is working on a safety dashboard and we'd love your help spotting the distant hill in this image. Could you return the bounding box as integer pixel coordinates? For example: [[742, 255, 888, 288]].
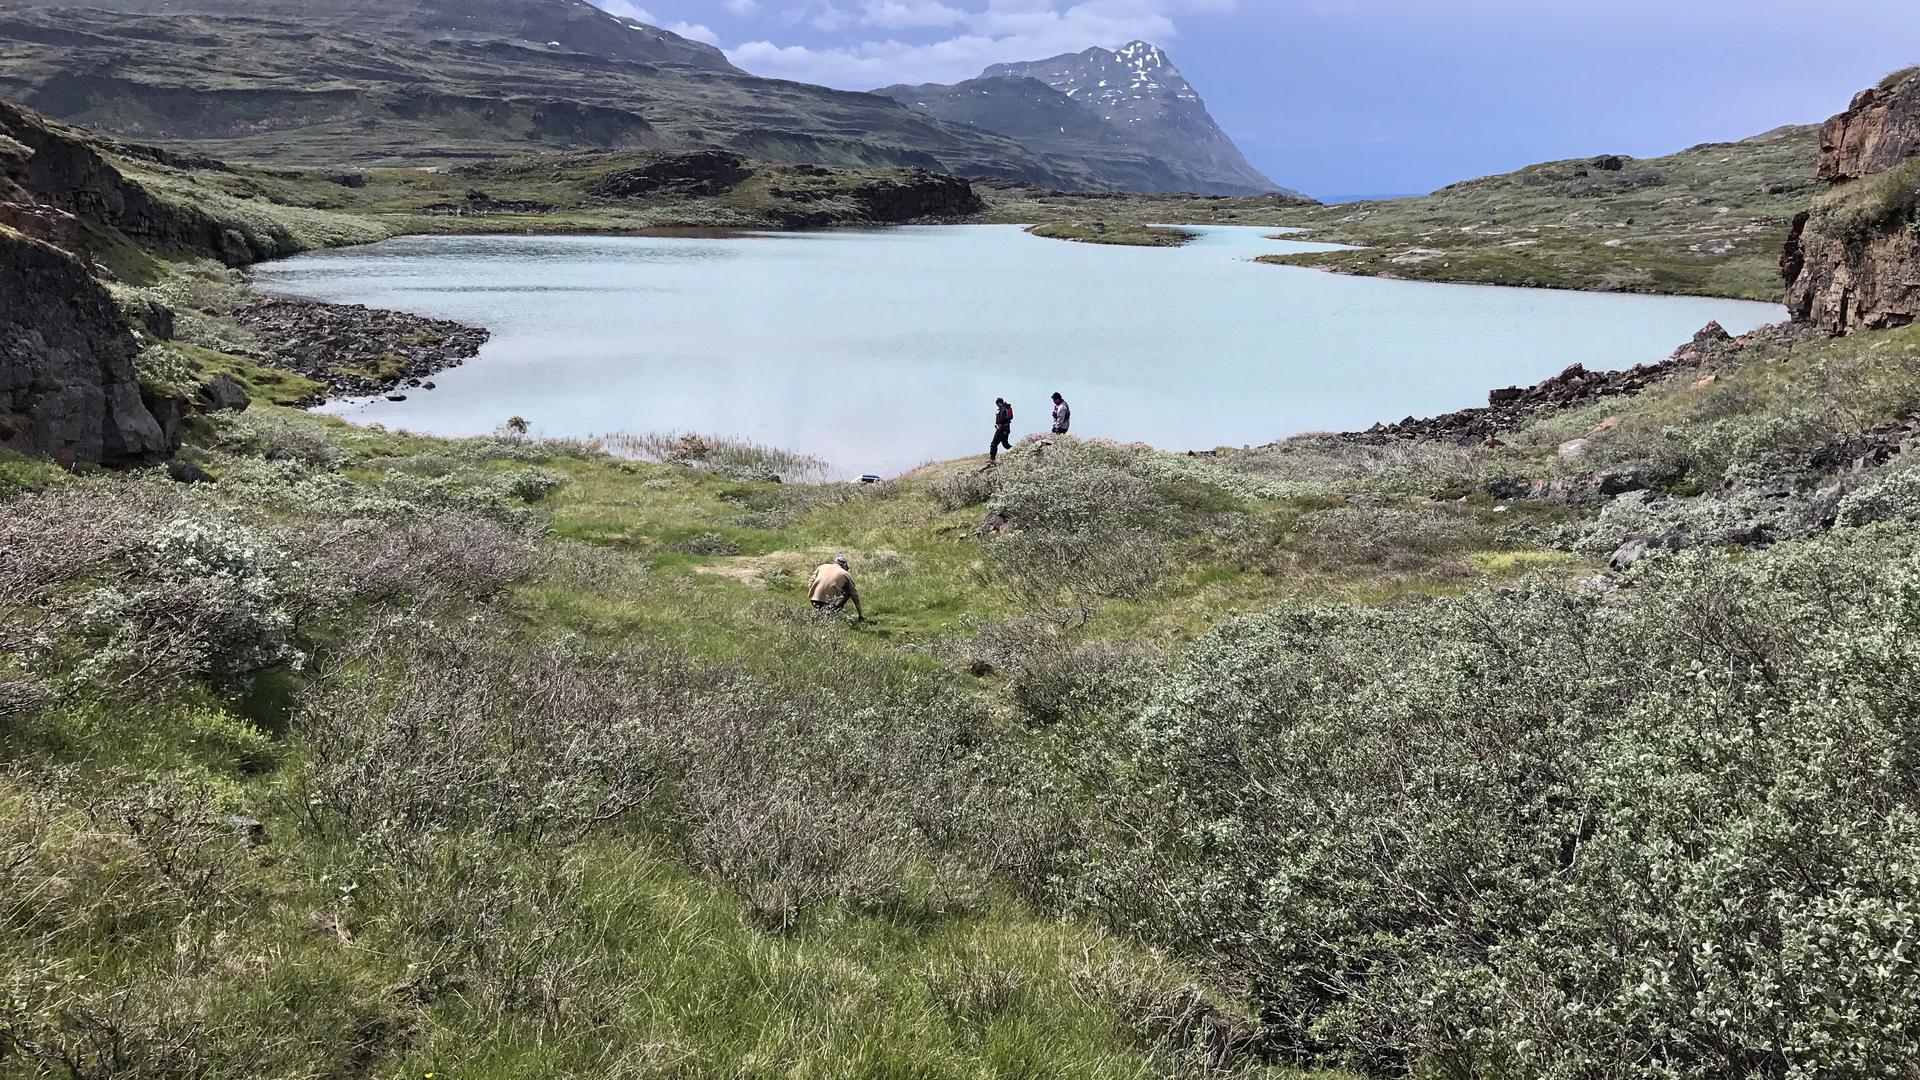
[[1263, 124, 1823, 300], [0, 0, 1097, 186], [875, 41, 1290, 196]]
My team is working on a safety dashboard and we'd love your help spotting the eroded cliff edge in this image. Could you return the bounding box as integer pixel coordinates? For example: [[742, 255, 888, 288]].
[[1784, 67, 1920, 333]]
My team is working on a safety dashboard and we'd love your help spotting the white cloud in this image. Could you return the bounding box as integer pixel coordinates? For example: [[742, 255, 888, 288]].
[[594, 0, 656, 20], [724, 0, 762, 12], [589, 1, 722, 46], [668, 20, 723, 43], [729, 0, 1232, 87], [862, 1, 969, 29]]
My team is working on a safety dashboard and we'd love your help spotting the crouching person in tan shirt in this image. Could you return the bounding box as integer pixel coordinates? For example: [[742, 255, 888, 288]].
[[808, 555, 863, 621]]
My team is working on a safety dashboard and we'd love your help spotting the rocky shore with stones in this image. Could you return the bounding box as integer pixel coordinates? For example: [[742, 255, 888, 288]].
[[231, 297, 489, 404], [1341, 320, 1796, 446]]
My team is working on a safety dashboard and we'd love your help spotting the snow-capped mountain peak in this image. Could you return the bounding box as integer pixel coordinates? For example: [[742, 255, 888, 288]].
[[965, 41, 1285, 194]]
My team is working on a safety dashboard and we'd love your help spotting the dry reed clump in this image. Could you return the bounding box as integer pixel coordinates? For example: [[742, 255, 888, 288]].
[[287, 515, 546, 603], [601, 431, 829, 483]]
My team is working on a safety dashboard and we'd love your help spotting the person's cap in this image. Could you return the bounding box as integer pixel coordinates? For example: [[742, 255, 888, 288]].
[[835, 555, 849, 566]]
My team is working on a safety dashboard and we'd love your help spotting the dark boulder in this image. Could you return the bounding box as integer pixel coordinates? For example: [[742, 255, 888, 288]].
[[167, 459, 214, 484], [1, 230, 170, 467], [195, 372, 251, 412], [1691, 320, 1731, 344]]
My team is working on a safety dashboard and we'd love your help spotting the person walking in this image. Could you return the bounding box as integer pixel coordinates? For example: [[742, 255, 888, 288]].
[[1050, 392, 1071, 435], [989, 397, 1014, 464], [808, 555, 863, 621]]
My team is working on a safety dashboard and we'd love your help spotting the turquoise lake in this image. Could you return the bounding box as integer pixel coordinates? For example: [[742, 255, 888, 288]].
[[254, 225, 1784, 476]]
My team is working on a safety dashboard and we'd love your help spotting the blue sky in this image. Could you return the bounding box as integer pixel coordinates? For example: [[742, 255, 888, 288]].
[[597, 1, 1917, 199]]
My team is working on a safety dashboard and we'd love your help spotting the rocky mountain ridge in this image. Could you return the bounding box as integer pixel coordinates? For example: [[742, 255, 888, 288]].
[[3, 0, 742, 73], [878, 41, 1290, 197], [0, 0, 1092, 186]]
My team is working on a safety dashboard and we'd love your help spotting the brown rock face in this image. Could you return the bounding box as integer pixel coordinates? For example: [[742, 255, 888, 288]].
[[1816, 69, 1920, 183], [1784, 68, 1920, 334]]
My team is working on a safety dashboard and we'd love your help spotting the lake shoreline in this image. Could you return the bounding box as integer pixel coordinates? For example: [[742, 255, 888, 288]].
[[258, 227, 1781, 476]]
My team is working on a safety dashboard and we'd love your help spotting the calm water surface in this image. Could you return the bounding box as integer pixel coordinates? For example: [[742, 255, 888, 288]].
[[255, 225, 1782, 476]]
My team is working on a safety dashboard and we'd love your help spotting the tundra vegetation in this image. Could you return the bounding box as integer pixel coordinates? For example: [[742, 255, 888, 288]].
[[8, 87, 1920, 1078], [7, 299, 1920, 1076], [1260, 126, 1822, 301]]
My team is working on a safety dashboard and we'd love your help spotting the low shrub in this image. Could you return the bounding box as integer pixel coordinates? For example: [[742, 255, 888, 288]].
[[1080, 529, 1920, 1076], [984, 440, 1174, 609], [1286, 505, 1502, 575], [1835, 454, 1920, 527], [72, 516, 305, 694], [928, 466, 996, 511], [211, 410, 351, 469], [132, 344, 201, 397], [1576, 488, 1807, 555], [300, 618, 663, 853], [1226, 436, 1489, 497], [289, 515, 544, 602]]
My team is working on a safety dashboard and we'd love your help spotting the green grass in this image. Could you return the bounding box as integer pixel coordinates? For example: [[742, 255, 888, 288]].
[[172, 341, 327, 406], [1810, 156, 1920, 240], [0, 447, 67, 495], [385, 843, 1203, 1080]]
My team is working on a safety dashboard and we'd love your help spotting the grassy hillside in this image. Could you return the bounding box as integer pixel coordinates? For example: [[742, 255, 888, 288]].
[[1260, 126, 1821, 300]]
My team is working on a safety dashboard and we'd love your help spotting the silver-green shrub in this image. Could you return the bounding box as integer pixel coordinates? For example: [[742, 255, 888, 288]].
[[985, 440, 1174, 608], [75, 516, 305, 691], [1835, 455, 1920, 528], [1084, 528, 1920, 1076]]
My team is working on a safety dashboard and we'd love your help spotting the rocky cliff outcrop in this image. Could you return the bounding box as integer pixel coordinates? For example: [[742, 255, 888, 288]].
[[0, 99, 304, 266], [1, 228, 169, 466], [590, 151, 755, 199], [1783, 68, 1920, 333], [588, 154, 984, 226], [842, 169, 983, 223]]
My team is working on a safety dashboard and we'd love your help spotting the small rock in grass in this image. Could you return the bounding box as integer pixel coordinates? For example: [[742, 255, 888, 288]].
[[167, 460, 214, 484]]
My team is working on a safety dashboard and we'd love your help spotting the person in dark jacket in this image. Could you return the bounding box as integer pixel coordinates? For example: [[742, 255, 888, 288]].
[[989, 397, 1013, 463], [1050, 392, 1071, 434]]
